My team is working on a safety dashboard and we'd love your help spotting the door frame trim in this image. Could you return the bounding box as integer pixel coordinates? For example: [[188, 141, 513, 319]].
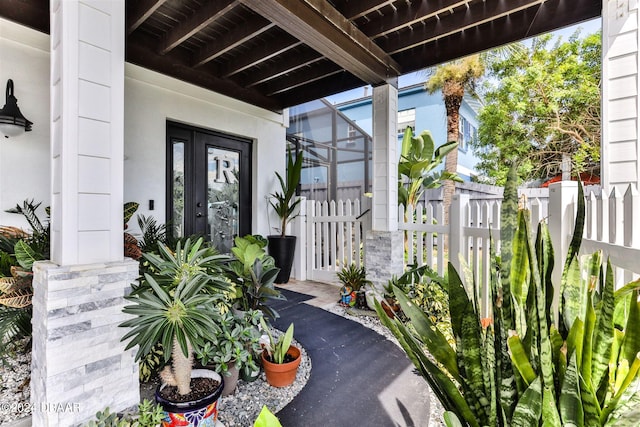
[[166, 121, 253, 243]]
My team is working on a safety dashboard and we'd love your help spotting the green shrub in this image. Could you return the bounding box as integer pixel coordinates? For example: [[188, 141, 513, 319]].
[[377, 182, 640, 426]]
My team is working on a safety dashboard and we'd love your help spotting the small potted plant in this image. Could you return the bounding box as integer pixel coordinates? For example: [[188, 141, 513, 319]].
[[268, 149, 303, 283], [336, 264, 371, 309], [196, 309, 264, 396], [259, 318, 301, 387], [120, 237, 230, 425]]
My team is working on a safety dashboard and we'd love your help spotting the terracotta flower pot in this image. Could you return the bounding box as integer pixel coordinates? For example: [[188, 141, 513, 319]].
[[155, 369, 224, 427], [261, 345, 301, 387]]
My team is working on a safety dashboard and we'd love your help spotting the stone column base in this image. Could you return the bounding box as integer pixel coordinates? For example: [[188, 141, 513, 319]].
[[364, 230, 404, 291], [31, 259, 140, 426]]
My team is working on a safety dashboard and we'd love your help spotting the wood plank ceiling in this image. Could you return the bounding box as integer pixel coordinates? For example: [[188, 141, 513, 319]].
[[1, 0, 601, 112]]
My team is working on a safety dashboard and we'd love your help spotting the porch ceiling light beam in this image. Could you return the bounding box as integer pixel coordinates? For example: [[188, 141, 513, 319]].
[[160, 0, 238, 55], [238, 0, 401, 84], [127, 0, 167, 35]]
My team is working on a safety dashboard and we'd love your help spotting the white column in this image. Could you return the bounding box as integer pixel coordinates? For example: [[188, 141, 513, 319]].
[[31, 2, 138, 425], [371, 83, 399, 232], [365, 82, 404, 290], [50, 0, 125, 265], [601, 0, 640, 193]]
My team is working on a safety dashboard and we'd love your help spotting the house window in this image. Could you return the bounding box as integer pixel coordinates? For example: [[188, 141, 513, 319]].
[[347, 124, 357, 146], [397, 108, 415, 135], [458, 116, 476, 152]]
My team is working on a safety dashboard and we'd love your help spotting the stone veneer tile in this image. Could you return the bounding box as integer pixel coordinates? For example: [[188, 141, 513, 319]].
[[48, 320, 92, 340]]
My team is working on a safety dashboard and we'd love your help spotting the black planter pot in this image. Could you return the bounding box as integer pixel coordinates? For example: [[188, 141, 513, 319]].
[[155, 369, 224, 426], [268, 235, 296, 283]]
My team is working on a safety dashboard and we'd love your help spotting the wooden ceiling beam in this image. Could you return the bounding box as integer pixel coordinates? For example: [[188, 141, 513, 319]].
[[0, 0, 49, 34], [193, 16, 275, 67], [126, 32, 280, 112], [159, 0, 238, 55], [238, 0, 401, 84], [261, 63, 343, 96], [335, 0, 396, 20], [217, 35, 301, 78], [127, 0, 167, 35], [394, 0, 602, 74], [379, 0, 547, 55], [276, 72, 365, 107], [359, 0, 470, 39], [241, 49, 324, 88]]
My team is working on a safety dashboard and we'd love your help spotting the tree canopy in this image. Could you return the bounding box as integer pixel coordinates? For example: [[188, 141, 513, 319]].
[[472, 31, 601, 185]]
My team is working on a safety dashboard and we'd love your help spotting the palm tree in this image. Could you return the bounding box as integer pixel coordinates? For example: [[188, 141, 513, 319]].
[[425, 55, 484, 229]]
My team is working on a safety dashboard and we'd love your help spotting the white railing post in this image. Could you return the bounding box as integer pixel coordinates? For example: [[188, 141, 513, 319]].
[[623, 184, 640, 247], [449, 193, 469, 276], [548, 181, 578, 323], [292, 196, 307, 281]]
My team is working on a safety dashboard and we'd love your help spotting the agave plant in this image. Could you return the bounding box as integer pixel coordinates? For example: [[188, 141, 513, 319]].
[[121, 237, 231, 396], [377, 181, 640, 426]]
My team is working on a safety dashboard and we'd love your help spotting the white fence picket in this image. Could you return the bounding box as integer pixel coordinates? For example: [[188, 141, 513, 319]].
[[303, 183, 640, 301]]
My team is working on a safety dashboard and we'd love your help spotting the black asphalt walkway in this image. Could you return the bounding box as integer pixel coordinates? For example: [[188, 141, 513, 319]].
[[271, 288, 432, 427]]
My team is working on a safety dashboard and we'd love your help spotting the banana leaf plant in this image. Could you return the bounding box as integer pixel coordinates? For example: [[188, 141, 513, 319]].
[[397, 127, 461, 209], [377, 181, 640, 426]]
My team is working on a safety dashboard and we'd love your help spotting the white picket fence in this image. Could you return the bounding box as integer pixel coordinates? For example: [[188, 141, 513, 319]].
[[296, 182, 640, 300], [303, 199, 365, 283]]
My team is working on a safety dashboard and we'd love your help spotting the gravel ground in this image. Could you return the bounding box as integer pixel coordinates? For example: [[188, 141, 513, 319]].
[[0, 303, 444, 427]]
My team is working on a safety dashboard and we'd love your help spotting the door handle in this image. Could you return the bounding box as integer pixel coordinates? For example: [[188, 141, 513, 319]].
[[196, 212, 203, 217]]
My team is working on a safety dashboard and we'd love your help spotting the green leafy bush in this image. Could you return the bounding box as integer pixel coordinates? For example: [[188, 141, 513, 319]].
[[377, 183, 640, 426], [85, 399, 164, 427]]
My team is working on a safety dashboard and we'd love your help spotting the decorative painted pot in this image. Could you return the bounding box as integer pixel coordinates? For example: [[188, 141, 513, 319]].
[[155, 369, 224, 427], [261, 345, 301, 387]]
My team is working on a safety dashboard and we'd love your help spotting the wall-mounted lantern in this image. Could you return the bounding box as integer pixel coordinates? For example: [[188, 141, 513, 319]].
[[0, 79, 33, 138]]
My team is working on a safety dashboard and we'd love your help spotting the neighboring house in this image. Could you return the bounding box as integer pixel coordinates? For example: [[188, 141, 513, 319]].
[[287, 99, 372, 202], [335, 83, 482, 182], [286, 84, 482, 203]]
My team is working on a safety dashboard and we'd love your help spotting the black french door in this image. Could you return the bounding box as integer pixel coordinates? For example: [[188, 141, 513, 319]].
[[167, 122, 252, 253]]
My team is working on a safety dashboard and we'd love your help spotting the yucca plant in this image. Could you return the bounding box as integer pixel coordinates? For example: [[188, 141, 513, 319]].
[[377, 181, 640, 426]]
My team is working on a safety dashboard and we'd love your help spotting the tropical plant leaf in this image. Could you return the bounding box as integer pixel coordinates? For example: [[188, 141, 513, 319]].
[[14, 239, 41, 270], [620, 290, 640, 367], [0, 276, 18, 294], [393, 284, 459, 379], [560, 352, 584, 427], [512, 376, 542, 426], [0, 288, 33, 308], [591, 259, 615, 393], [560, 180, 585, 335], [507, 333, 536, 386], [123, 202, 139, 226]]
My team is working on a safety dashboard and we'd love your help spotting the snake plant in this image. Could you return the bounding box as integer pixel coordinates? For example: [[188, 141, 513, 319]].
[[377, 181, 640, 426]]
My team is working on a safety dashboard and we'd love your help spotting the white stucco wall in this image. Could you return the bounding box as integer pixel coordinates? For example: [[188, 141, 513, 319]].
[[0, 19, 51, 228], [0, 18, 287, 238], [123, 65, 287, 237]]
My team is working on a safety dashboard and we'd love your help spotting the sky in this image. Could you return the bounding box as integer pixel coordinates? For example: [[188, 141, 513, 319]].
[[325, 17, 602, 105]]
